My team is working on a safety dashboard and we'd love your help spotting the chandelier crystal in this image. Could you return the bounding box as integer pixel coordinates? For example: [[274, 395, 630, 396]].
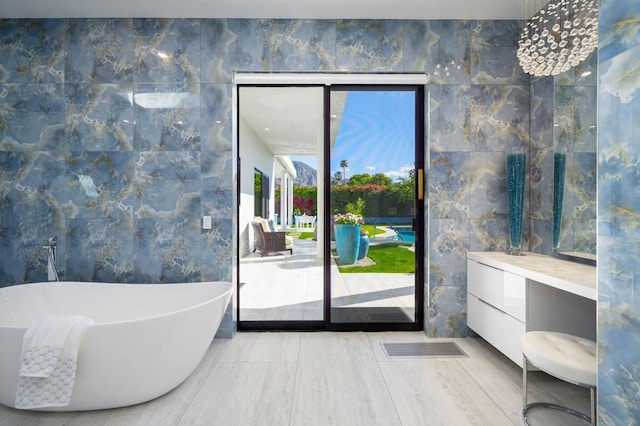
[[517, 0, 598, 77]]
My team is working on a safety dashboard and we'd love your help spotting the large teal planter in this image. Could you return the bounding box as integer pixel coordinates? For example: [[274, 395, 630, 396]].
[[334, 224, 360, 264], [506, 152, 526, 255]]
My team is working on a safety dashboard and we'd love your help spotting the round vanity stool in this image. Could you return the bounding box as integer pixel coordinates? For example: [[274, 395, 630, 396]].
[[521, 331, 597, 425]]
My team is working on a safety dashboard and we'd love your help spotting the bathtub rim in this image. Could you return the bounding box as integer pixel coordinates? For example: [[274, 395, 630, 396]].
[[0, 280, 233, 330]]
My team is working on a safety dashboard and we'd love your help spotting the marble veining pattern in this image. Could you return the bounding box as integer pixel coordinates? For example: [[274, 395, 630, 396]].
[[0, 19, 66, 84], [1, 17, 527, 339], [65, 83, 134, 151], [134, 19, 201, 85], [597, 0, 640, 422], [65, 19, 134, 84], [269, 20, 336, 71], [336, 20, 403, 72], [0, 83, 65, 151]]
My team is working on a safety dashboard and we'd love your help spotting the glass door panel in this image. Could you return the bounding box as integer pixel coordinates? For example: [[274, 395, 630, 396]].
[[238, 86, 325, 326], [328, 86, 424, 327]]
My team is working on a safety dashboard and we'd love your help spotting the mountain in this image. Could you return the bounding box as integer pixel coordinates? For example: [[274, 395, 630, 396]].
[[293, 161, 317, 187]]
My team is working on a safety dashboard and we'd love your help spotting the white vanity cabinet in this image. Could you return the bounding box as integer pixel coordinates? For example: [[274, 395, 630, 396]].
[[467, 260, 527, 366], [466, 252, 597, 368]]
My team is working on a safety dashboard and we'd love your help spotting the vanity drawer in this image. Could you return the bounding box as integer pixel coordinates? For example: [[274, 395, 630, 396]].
[[467, 293, 526, 367], [467, 260, 526, 322]]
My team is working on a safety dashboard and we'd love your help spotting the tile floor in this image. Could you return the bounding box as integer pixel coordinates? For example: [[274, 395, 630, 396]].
[[0, 332, 591, 426]]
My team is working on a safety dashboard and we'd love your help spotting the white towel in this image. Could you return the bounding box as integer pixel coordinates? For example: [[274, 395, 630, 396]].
[[15, 315, 94, 409]]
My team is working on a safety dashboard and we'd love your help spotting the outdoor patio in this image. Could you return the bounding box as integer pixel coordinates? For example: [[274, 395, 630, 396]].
[[239, 234, 415, 322]]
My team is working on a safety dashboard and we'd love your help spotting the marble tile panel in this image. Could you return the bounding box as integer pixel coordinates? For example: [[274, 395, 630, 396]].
[[65, 19, 134, 83], [427, 285, 467, 337], [65, 151, 135, 219], [134, 82, 201, 151], [598, 1, 640, 417], [269, 19, 336, 71], [598, 0, 640, 63], [132, 179, 200, 219], [202, 188, 232, 219], [336, 20, 403, 72], [468, 151, 507, 219], [201, 150, 233, 191], [66, 217, 135, 282], [201, 83, 232, 152], [529, 147, 553, 221], [405, 20, 470, 84], [429, 152, 470, 219], [598, 237, 640, 424], [200, 218, 233, 282], [429, 219, 469, 289], [65, 83, 134, 151], [134, 19, 200, 85], [134, 151, 201, 182], [469, 84, 529, 152], [530, 218, 554, 255], [470, 20, 527, 85], [0, 19, 66, 83], [567, 152, 596, 220], [469, 217, 510, 252], [0, 83, 65, 151], [201, 19, 269, 84], [429, 84, 471, 152], [134, 218, 201, 283], [529, 76, 554, 150], [0, 151, 66, 284]]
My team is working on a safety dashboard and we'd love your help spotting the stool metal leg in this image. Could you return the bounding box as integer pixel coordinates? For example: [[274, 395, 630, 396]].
[[522, 354, 594, 425]]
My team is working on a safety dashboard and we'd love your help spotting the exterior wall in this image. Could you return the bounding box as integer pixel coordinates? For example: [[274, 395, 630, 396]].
[[238, 116, 275, 257], [597, 0, 640, 422], [0, 18, 527, 338]]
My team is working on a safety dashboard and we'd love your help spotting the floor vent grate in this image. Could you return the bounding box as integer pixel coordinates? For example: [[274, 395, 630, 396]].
[[382, 342, 467, 358]]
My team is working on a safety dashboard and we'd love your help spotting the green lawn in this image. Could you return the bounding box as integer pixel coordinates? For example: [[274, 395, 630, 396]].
[[338, 242, 414, 273], [361, 224, 386, 236]]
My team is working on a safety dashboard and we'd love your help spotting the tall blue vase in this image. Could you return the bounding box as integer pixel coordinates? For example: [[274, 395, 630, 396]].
[[553, 152, 566, 250], [506, 151, 526, 255], [334, 224, 360, 264]]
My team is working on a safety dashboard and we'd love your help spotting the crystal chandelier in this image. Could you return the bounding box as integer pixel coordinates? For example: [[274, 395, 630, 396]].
[[517, 0, 598, 76]]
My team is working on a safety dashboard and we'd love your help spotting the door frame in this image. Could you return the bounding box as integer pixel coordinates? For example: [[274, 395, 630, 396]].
[[233, 73, 428, 332]]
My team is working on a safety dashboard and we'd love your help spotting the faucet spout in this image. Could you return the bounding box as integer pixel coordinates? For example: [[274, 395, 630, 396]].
[[43, 236, 59, 282]]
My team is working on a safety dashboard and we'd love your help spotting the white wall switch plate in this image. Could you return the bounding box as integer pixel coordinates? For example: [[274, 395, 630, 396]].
[[203, 215, 212, 230]]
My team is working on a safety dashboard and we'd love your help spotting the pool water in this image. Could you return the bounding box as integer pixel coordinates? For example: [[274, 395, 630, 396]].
[[392, 226, 415, 243]]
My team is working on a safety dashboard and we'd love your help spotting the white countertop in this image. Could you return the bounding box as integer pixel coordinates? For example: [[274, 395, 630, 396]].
[[467, 251, 596, 301]]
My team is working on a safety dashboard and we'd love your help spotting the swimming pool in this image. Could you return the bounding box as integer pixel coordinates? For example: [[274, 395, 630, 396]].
[[392, 226, 415, 243]]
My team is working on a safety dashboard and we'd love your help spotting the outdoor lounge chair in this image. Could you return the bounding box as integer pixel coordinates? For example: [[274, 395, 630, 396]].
[[251, 218, 293, 256]]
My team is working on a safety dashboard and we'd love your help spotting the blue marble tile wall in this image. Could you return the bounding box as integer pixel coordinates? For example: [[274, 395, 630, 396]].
[[597, 0, 640, 422], [0, 18, 527, 338]]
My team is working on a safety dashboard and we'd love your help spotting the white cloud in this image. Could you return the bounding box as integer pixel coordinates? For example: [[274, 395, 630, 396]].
[[365, 166, 376, 171], [384, 164, 414, 180]]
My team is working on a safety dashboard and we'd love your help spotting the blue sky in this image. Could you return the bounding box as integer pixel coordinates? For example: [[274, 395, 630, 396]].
[[292, 90, 415, 181]]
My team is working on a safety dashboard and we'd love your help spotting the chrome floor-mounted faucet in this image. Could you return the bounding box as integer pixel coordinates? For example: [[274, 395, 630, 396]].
[[43, 236, 59, 281]]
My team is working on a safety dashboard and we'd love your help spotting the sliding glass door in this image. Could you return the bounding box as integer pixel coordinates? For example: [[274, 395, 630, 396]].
[[326, 86, 424, 330], [236, 81, 424, 331]]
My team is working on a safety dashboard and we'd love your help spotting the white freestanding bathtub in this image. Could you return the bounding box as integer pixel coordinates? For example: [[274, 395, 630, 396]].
[[0, 281, 232, 411]]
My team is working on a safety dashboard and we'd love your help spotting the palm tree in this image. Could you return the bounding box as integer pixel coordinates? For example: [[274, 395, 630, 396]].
[[340, 160, 348, 184]]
